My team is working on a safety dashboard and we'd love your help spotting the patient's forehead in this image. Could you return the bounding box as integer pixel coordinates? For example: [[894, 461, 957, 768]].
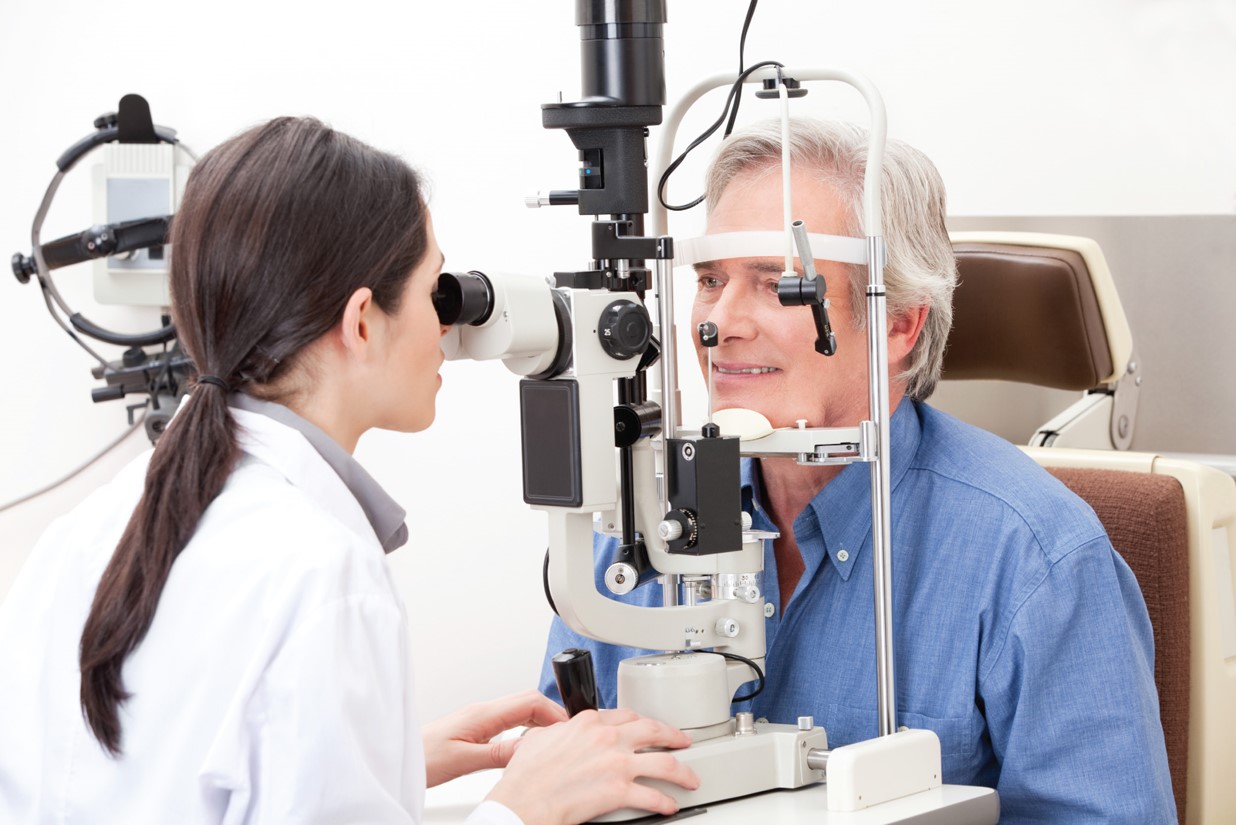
[[707, 168, 849, 235]]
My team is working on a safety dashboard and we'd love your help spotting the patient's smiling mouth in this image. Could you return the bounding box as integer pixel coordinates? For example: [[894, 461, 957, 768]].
[[713, 363, 780, 376]]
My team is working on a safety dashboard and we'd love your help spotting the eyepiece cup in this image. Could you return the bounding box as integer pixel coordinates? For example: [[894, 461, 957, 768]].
[[434, 271, 494, 326]]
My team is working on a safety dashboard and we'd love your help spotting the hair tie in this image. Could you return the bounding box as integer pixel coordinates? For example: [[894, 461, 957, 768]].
[[197, 374, 231, 391]]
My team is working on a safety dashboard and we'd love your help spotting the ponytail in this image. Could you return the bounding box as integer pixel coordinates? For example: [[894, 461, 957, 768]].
[[79, 381, 238, 754]]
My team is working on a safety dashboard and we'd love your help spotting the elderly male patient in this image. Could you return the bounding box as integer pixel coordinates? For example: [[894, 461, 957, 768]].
[[539, 118, 1175, 823]]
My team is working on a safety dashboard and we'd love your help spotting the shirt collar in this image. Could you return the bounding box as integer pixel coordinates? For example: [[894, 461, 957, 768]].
[[742, 397, 922, 581], [228, 394, 409, 553]]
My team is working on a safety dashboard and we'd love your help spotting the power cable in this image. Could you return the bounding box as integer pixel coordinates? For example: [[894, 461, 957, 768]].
[[0, 415, 145, 515]]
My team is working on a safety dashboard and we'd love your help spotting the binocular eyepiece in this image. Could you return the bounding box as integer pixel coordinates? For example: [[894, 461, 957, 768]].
[[434, 269, 571, 380], [434, 271, 495, 327]]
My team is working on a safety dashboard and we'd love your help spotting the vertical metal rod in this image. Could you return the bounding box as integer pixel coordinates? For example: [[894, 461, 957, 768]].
[[654, 256, 681, 607], [706, 346, 714, 425], [866, 235, 896, 737], [655, 256, 679, 442], [661, 575, 681, 609], [779, 81, 794, 273]]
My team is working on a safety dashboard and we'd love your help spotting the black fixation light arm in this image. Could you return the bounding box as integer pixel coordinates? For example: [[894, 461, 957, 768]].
[[776, 219, 837, 356]]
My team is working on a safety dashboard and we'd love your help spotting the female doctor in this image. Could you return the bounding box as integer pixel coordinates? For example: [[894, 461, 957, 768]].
[[0, 117, 697, 824]]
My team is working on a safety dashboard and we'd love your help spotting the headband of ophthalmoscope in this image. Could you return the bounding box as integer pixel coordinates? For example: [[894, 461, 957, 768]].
[[11, 93, 193, 350]]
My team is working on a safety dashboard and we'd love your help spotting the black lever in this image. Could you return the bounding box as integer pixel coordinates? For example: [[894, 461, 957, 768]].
[[551, 648, 599, 717], [777, 219, 837, 356]]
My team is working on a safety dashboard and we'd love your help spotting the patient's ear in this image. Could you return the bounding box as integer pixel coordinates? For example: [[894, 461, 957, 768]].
[[888, 304, 929, 367]]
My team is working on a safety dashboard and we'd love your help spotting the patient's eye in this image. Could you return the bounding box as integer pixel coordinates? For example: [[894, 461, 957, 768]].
[[694, 273, 725, 305]]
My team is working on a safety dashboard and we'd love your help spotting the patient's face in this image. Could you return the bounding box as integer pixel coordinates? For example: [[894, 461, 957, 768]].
[[690, 167, 869, 430]]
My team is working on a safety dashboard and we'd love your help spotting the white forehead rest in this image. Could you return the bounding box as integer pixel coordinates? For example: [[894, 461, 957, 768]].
[[672, 231, 869, 267]]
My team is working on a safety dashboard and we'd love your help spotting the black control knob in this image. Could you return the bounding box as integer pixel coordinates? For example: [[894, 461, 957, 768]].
[[551, 648, 599, 717], [122, 347, 148, 368], [598, 299, 651, 360], [12, 252, 34, 284]]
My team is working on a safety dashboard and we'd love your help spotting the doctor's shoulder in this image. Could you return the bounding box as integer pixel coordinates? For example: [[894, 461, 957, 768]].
[[5, 447, 157, 591], [189, 455, 400, 603]]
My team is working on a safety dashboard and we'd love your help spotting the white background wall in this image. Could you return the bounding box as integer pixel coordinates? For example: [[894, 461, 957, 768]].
[[1, 0, 1234, 724]]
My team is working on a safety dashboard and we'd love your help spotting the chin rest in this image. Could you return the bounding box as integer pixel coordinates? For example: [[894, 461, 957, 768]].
[[944, 232, 1140, 449]]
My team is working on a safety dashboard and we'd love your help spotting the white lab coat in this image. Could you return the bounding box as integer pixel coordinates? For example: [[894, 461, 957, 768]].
[[0, 406, 518, 825]]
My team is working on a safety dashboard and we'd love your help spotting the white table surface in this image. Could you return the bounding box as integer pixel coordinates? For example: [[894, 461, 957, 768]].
[[424, 770, 999, 825]]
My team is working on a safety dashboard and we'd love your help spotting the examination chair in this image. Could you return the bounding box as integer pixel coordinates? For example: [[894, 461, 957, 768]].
[[939, 233, 1236, 823], [944, 232, 1140, 450], [1025, 448, 1236, 825]]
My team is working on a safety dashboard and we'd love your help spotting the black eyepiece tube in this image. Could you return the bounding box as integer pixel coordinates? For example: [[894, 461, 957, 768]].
[[433, 271, 494, 326], [576, 0, 667, 106]]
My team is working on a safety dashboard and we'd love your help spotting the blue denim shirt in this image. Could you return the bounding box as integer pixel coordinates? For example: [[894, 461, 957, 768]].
[[539, 399, 1176, 823]]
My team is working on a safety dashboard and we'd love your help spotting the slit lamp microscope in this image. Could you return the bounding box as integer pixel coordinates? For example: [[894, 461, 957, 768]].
[[435, 2, 1000, 820]]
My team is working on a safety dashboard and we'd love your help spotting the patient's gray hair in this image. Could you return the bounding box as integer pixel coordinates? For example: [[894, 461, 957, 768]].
[[705, 118, 956, 400]]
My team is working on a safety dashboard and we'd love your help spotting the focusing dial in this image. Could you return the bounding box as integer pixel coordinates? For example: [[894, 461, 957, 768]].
[[598, 299, 651, 360]]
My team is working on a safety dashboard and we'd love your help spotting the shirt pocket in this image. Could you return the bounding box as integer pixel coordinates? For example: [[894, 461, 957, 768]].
[[825, 703, 977, 762]]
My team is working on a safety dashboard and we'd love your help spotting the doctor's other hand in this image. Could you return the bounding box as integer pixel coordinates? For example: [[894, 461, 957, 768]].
[[486, 708, 699, 825], [424, 690, 569, 787]]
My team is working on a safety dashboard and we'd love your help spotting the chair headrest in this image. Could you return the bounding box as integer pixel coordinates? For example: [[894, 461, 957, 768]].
[[943, 232, 1133, 390]]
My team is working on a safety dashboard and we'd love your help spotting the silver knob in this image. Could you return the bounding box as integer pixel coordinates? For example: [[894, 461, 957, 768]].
[[715, 618, 740, 638], [658, 519, 683, 541], [604, 562, 638, 595], [735, 712, 755, 736]]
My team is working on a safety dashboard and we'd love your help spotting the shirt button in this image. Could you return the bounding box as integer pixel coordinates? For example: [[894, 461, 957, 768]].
[[837, 549, 850, 562]]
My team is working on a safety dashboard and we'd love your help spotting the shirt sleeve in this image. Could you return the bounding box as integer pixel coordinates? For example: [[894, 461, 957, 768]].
[[979, 534, 1178, 824], [237, 591, 534, 825], [245, 593, 422, 823]]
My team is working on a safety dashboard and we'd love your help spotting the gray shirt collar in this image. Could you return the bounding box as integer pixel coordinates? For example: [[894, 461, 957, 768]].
[[228, 394, 409, 553]]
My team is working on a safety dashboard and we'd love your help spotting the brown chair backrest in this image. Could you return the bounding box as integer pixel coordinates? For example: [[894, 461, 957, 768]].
[[947, 242, 1113, 389], [1046, 467, 1190, 820]]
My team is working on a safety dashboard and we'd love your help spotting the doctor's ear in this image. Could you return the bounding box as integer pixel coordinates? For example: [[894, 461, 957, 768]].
[[339, 287, 376, 355]]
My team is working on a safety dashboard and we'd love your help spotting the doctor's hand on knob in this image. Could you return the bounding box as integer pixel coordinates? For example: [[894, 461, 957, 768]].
[[423, 690, 569, 787], [486, 705, 699, 825]]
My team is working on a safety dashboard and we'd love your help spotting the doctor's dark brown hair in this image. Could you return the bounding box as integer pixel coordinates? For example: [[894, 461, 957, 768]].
[[78, 117, 429, 755]]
